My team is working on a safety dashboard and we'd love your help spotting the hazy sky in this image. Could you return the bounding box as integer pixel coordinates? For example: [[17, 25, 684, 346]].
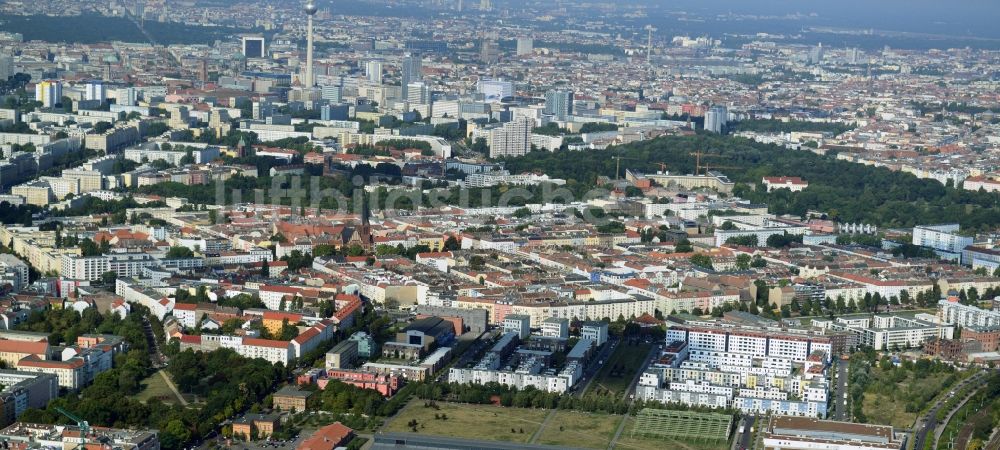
[[637, 0, 1000, 39]]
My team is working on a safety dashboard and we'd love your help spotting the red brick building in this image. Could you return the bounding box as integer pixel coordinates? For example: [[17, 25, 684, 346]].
[[963, 325, 1000, 352]]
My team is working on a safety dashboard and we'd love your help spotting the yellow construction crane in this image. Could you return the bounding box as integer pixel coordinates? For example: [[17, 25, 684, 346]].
[[688, 149, 729, 175], [701, 165, 739, 174]]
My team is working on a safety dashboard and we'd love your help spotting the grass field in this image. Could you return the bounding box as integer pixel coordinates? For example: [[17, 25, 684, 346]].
[[135, 370, 184, 405], [534, 411, 622, 449], [863, 372, 951, 429], [613, 417, 728, 450], [383, 400, 548, 443], [591, 343, 652, 395]]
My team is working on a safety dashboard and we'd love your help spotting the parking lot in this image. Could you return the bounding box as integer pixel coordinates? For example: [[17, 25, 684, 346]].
[[196, 431, 307, 450]]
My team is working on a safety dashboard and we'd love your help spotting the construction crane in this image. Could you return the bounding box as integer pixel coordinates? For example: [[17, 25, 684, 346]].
[[688, 149, 727, 175], [701, 165, 739, 175], [56, 407, 89, 450]]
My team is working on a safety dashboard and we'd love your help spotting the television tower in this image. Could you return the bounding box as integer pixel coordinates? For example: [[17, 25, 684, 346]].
[[304, 1, 317, 88]]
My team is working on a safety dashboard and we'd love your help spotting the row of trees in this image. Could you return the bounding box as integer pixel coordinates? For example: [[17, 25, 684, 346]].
[[409, 381, 738, 417]]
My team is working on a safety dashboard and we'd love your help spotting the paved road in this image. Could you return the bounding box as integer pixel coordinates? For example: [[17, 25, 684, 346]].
[[576, 337, 619, 397], [140, 315, 166, 368], [733, 416, 755, 450], [912, 370, 987, 450], [831, 358, 849, 421], [934, 381, 984, 448]]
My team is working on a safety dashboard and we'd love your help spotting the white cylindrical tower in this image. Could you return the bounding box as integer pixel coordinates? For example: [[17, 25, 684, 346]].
[[304, 2, 317, 88]]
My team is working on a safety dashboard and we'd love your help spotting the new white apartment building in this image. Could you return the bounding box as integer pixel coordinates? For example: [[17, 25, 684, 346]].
[[912, 224, 973, 263], [827, 315, 953, 350], [61, 252, 158, 281], [667, 324, 832, 363], [938, 299, 1000, 328]]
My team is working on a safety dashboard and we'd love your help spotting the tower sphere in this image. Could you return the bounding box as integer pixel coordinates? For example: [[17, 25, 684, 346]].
[[304, 2, 318, 15]]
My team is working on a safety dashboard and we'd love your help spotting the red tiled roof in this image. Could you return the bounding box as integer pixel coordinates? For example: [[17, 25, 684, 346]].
[[17, 354, 84, 369], [292, 327, 320, 345], [0, 339, 47, 355], [297, 422, 354, 450], [763, 176, 807, 185], [263, 311, 303, 322]]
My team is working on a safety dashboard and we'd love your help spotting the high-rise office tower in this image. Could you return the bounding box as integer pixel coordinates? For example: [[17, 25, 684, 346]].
[[321, 85, 343, 103], [479, 39, 499, 64], [406, 81, 429, 105], [366, 60, 383, 84], [198, 59, 208, 83], [0, 54, 13, 81], [544, 90, 574, 121], [848, 47, 860, 65], [242, 36, 266, 58], [34, 80, 62, 108], [809, 43, 824, 65], [303, 2, 318, 88], [704, 105, 728, 133], [401, 56, 422, 98], [516, 38, 534, 56]]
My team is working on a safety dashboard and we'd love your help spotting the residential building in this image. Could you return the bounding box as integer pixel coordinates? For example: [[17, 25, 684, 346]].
[[0, 340, 48, 367], [581, 322, 609, 346], [540, 317, 569, 339], [0, 370, 58, 424], [34, 81, 62, 108], [516, 38, 534, 56], [763, 176, 808, 192], [272, 386, 312, 412], [825, 315, 952, 350], [0, 422, 160, 450], [486, 118, 532, 158], [938, 299, 1000, 328], [325, 340, 358, 370], [349, 331, 378, 358], [502, 314, 530, 339], [704, 105, 728, 133], [912, 224, 973, 263]]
